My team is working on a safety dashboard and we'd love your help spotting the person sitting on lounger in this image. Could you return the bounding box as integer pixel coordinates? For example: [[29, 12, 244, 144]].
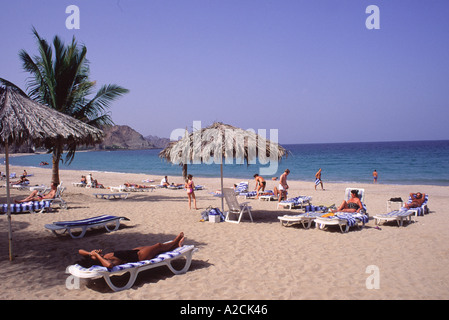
[[404, 192, 426, 209], [161, 176, 170, 187], [14, 183, 57, 203], [331, 189, 363, 213], [10, 174, 29, 185], [77, 232, 185, 268]]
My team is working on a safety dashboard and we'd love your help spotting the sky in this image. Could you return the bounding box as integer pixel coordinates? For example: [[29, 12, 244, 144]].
[[1, 0, 448, 144]]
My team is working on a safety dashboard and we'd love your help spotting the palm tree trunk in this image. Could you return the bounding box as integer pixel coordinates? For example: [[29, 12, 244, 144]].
[[51, 143, 63, 185], [182, 164, 188, 180]]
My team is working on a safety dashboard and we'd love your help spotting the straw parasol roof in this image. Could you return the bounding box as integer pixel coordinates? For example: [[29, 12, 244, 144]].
[[159, 122, 288, 166], [0, 86, 104, 148], [159, 122, 288, 211], [0, 85, 104, 261]]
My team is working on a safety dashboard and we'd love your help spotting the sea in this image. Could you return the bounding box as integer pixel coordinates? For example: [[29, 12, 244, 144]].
[[5, 140, 449, 186]]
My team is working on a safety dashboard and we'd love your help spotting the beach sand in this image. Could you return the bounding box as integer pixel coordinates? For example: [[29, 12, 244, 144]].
[[1, 164, 449, 300]]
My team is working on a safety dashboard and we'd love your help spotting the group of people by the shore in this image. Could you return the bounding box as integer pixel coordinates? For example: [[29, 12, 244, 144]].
[[8, 166, 428, 272]]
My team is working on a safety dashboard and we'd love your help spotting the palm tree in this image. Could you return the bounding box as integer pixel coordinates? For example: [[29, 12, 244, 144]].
[[17, 27, 129, 184]]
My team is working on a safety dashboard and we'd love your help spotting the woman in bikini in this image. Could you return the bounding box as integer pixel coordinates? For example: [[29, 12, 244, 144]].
[[185, 174, 198, 210], [78, 232, 185, 268], [332, 189, 363, 213]]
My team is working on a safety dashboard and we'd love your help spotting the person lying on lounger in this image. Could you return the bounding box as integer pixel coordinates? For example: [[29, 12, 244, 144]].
[[404, 192, 426, 209], [331, 189, 363, 213], [124, 182, 152, 189], [77, 232, 185, 268], [14, 183, 57, 203]]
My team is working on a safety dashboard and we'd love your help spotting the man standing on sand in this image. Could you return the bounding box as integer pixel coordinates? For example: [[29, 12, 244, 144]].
[[315, 168, 324, 190], [373, 170, 378, 184], [278, 169, 290, 202]]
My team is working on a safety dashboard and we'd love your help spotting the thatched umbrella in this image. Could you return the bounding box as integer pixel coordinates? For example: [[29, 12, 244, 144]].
[[159, 122, 288, 211], [0, 86, 104, 261]]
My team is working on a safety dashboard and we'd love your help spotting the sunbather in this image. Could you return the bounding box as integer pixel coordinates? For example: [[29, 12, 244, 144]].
[[331, 189, 363, 213], [10, 175, 29, 185], [404, 192, 426, 209], [124, 182, 151, 188], [14, 183, 57, 203], [78, 232, 185, 268]]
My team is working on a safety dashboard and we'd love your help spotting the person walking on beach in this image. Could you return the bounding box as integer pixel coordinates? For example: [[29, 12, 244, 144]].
[[185, 174, 198, 210], [315, 168, 324, 190], [278, 169, 290, 202], [373, 170, 378, 183]]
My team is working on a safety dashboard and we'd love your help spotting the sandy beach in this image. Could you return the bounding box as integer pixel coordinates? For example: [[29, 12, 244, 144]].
[[1, 164, 448, 300]]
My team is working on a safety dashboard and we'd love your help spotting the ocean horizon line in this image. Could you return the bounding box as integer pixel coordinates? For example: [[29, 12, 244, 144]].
[[4, 140, 449, 187]]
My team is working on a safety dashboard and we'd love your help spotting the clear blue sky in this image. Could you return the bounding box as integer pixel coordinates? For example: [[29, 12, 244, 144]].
[[1, 1, 448, 144]]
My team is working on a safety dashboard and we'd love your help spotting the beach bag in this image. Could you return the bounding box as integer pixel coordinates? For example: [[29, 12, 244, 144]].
[[209, 207, 225, 222], [389, 197, 403, 202], [200, 206, 213, 221]]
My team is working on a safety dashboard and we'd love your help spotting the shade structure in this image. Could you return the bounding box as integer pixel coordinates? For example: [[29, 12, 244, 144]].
[[159, 122, 288, 212], [0, 86, 104, 260]]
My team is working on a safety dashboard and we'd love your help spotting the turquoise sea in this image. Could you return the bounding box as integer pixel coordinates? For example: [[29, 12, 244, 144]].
[[5, 140, 449, 186]]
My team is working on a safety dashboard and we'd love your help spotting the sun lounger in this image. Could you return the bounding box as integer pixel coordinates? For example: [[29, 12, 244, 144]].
[[10, 181, 30, 190], [259, 191, 277, 201], [93, 193, 129, 200], [66, 245, 197, 291], [278, 211, 325, 228], [402, 194, 429, 216], [314, 212, 369, 233], [235, 181, 249, 193], [52, 183, 68, 209], [72, 182, 87, 187], [1, 200, 52, 214], [277, 196, 312, 210], [373, 210, 414, 227], [278, 205, 329, 227], [29, 185, 49, 192], [45, 215, 130, 239], [110, 185, 154, 192], [238, 190, 258, 199]]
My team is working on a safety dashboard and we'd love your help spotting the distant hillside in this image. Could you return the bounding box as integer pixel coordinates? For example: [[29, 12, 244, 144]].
[[3, 125, 170, 153], [144, 135, 170, 149], [96, 125, 162, 150]]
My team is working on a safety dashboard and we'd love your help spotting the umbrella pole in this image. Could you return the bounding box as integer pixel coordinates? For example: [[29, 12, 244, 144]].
[[220, 162, 224, 212], [5, 144, 13, 261]]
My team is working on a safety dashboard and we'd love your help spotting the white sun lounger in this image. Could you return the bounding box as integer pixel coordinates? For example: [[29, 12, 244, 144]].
[[277, 196, 312, 210], [45, 215, 130, 239], [66, 245, 197, 291], [93, 193, 129, 200], [314, 212, 369, 233], [373, 210, 414, 227], [278, 211, 324, 228]]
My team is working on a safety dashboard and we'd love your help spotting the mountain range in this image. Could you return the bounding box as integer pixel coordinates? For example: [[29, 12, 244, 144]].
[[3, 125, 171, 153], [96, 125, 170, 150]]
